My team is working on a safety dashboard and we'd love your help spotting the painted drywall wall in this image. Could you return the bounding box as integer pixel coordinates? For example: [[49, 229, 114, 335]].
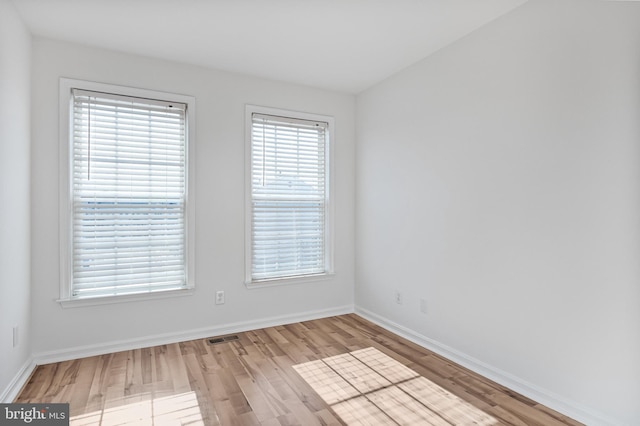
[[30, 39, 355, 357], [0, 0, 32, 400], [355, 0, 640, 424]]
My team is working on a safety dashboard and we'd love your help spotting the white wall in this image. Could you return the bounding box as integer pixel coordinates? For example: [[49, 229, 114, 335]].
[[355, 0, 640, 425], [0, 0, 32, 401], [30, 39, 355, 357]]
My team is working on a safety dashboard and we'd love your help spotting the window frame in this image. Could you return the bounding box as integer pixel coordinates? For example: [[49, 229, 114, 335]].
[[58, 78, 196, 307], [244, 105, 335, 288]]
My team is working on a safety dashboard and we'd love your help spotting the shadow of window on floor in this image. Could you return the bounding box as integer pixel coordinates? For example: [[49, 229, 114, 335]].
[[293, 347, 498, 425], [69, 391, 204, 425]]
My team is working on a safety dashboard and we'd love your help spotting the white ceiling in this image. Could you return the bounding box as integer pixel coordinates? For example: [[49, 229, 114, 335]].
[[11, 0, 527, 94]]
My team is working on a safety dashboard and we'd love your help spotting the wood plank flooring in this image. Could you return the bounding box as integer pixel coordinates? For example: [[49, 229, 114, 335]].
[[15, 314, 583, 425]]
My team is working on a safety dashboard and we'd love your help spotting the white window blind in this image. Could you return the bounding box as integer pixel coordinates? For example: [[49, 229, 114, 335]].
[[70, 88, 187, 298], [250, 113, 329, 281]]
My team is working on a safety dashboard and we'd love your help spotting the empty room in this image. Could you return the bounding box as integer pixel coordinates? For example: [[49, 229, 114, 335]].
[[1, 0, 639, 425]]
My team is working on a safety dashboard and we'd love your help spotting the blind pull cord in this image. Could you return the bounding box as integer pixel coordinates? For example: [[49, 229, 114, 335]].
[[262, 120, 266, 187], [87, 96, 91, 181]]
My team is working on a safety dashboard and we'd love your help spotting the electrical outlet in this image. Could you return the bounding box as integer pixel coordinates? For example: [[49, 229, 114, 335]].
[[215, 291, 225, 305], [13, 326, 19, 348], [420, 299, 427, 314], [395, 291, 402, 305]]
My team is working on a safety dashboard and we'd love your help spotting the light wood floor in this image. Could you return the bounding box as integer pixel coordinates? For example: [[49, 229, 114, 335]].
[[16, 314, 582, 425]]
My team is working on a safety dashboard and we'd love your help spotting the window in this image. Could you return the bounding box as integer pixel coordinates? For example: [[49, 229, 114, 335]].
[[245, 106, 333, 285], [59, 79, 195, 304]]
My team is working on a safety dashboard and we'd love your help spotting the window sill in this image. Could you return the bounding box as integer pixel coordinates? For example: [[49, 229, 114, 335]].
[[58, 287, 195, 308], [245, 273, 334, 289]]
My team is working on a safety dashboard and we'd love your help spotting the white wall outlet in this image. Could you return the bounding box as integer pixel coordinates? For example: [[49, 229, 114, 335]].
[[395, 291, 402, 305], [13, 325, 19, 348], [215, 291, 225, 305], [420, 299, 427, 314]]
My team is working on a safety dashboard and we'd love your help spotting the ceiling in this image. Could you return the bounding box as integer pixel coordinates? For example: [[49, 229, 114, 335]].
[[11, 0, 528, 94]]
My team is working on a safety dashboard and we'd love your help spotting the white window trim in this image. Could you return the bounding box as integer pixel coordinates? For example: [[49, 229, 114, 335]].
[[244, 104, 335, 288], [58, 78, 196, 307]]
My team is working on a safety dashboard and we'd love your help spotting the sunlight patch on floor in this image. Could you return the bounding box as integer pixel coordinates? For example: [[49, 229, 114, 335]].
[[293, 347, 497, 426], [70, 391, 204, 425]]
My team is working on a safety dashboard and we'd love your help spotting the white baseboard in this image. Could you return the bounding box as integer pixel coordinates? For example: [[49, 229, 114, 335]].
[[355, 306, 622, 426], [33, 305, 354, 365], [0, 358, 36, 403]]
